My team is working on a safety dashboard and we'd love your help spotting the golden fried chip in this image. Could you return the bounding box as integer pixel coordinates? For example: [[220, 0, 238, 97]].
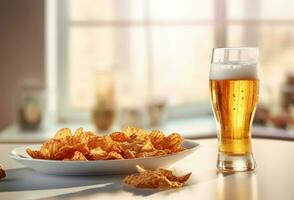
[[149, 130, 165, 149], [0, 166, 6, 180], [87, 136, 103, 149], [84, 131, 96, 138], [109, 143, 123, 154], [40, 139, 65, 159], [136, 165, 146, 173], [120, 142, 142, 152], [164, 133, 184, 152], [122, 149, 136, 159], [140, 140, 155, 152], [54, 128, 72, 140], [26, 148, 43, 159], [123, 127, 149, 142], [65, 151, 87, 161], [157, 168, 192, 183], [73, 128, 95, 144], [90, 147, 108, 160], [87, 136, 113, 152], [110, 132, 130, 142], [54, 143, 88, 160], [122, 126, 139, 137], [73, 127, 85, 142], [105, 151, 124, 160], [123, 165, 191, 189]]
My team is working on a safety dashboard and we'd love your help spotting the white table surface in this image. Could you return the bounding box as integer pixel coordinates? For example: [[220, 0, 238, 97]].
[[1, 138, 294, 200]]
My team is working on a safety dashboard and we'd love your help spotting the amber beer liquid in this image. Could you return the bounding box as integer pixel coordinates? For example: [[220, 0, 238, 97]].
[[210, 79, 259, 155]]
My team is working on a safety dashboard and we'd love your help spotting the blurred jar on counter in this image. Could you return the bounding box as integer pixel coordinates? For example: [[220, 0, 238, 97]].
[[253, 84, 272, 126], [278, 71, 294, 129], [18, 86, 44, 130], [92, 68, 115, 132], [281, 72, 294, 114], [118, 98, 167, 129], [147, 97, 167, 128], [119, 107, 147, 128]]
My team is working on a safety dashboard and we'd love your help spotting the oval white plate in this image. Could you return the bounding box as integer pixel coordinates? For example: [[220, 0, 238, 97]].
[[10, 140, 199, 175]]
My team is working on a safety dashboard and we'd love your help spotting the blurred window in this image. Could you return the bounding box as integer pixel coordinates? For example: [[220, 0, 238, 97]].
[[58, 0, 214, 120], [57, 0, 294, 120]]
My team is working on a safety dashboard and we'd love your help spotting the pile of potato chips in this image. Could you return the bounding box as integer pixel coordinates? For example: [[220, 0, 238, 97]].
[[26, 127, 185, 161], [124, 165, 191, 189], [0, 166, 5, 180]]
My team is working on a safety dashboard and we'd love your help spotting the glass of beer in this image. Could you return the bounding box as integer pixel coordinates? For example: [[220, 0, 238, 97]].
[[210, 47, 259, 172]]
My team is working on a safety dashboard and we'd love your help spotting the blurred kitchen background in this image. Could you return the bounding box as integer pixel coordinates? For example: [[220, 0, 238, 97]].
[[0, 0, 294, 142]]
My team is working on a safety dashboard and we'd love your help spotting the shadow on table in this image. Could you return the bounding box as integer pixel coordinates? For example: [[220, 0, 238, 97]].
[[0, 167, 161, 198], [1, 167, 233, 199], [0, 167, 124, 192], [37, 169, 237, 199]]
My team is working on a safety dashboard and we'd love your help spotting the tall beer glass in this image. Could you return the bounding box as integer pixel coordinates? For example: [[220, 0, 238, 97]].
[[210, 48, 259, 172]]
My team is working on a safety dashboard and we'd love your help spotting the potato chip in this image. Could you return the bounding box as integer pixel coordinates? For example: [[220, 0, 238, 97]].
[[40, 139, 65, 159], [122, 126, 139, 137], [26, 148, 43, 159], [87, 136, 104, 149], [110, 132, 130, 142], [140, 140, 155, 152], [0, 166, 6, 180], [109, 143, 123, 154], [149, 130, 165, 149], [122, 149, 136, 159], [90, 147, 108, 160], [157, 168, 192, 183], [105, 151, 124, 160], [84, 131, 96, 138], [120, 142, 142, 152], [65, 151, 87, 161], [123, 165, 191, 189], [54, 143, 88, 160], [136, 165, 146, 173], [88, 136, 113, 152], [123, 127, 149, 142], [164, 133, 184, 152], [54, 128, 72, 140], [73, 128, 95, 144]]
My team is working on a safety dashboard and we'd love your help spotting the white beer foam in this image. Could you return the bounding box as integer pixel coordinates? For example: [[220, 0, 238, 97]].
[[210, 63, 258, 80]]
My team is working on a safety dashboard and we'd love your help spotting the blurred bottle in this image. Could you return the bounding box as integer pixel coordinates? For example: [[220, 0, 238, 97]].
[[18, 86, 44, 131], [253, 83, 272, 126], [278, 71, 294, 129], [281, 72, 294, 115], [147, 98, 167, 128], [119, 107, 147, 128], [92, 68, 115, 132]]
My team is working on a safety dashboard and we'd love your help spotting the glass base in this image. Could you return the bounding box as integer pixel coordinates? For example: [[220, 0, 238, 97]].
[[217, 152, 256, 172]]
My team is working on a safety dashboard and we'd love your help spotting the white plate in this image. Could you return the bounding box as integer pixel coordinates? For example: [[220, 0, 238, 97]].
[[9, 140, 200, 175]]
